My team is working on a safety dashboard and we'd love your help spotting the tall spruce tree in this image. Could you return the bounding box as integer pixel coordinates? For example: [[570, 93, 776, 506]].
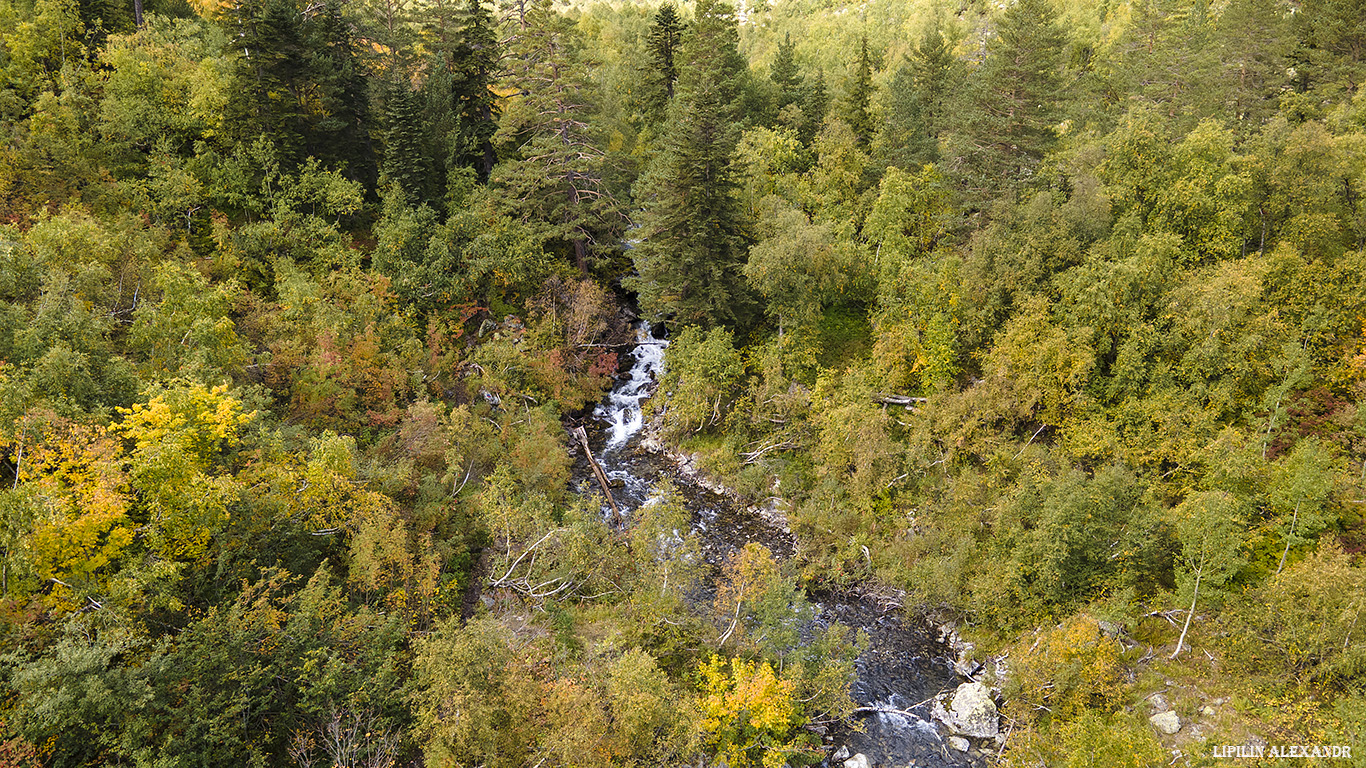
[[494, 4, 623, 275], [224, 0, 374, 183], [844, 36, 875, 147], [642, 3, 685, 123], [628, 0, 754, 327], [911, 20, 960, 143], [950, 0, 1067, 201], [424, 0, 500, 181], [770, 32, 803, 112], [875, 58, 935, 170], [876, 19, 962, 169], [306, 0, 374, 185], [800, 68, 829, 144], [384, 82, 430, 203], [225, 0, 309, 163]]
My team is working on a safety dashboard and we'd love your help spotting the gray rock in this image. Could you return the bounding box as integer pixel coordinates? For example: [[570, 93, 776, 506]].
[[831, 745, 850, 763], [1149, 693, 1169, 711], [1201, 705, 1217, 717], [1150, 710, 1181, 735], [947, 736, 971, 752], [843, 754, 872, 768], [949, 681, 999, 738]]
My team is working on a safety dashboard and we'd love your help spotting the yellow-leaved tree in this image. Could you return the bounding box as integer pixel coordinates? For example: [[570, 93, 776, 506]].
[[697, 654, 816, 768], [12, 417, 133, 612], [114, 381, 252, 564]]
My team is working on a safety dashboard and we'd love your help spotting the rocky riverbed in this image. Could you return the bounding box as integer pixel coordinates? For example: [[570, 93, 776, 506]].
[[570, 322, 1004, 768]]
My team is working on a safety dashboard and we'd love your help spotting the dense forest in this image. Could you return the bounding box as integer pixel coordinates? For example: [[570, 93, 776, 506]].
[[1, 0, 1365, 763]]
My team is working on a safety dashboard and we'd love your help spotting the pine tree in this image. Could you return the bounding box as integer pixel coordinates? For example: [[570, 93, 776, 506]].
[[642, 3, 685, 123], [1293, 0, 1366, 94], [1113, 0, 1217, 122], [950, 0, 1067, 201], [800, 68, 828, 145], [1216, 0, 1291, 127], [843, 36, 875, 147], [384, 82, 430, 204], [494, 4, 623, 275], [770, 32, 803, 112], [628, 0, 754, 327], [874, 58, 935, 170]]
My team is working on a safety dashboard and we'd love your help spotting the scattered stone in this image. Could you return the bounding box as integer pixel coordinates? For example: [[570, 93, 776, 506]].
[[843, 753, 872, 768], [1150, 710, 1182, 735], [1149, 693, 1169, 711], [948, 682, 1000, 738], [948, 736, 971, 752], [831, 745, 850, 763], [1201, 705, 1217, 717], [1099, 620, 1122, 637]]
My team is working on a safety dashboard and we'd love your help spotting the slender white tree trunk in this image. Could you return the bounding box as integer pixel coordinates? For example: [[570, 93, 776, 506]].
[[1276, 500, 1301, 575], [1171, 564, 1203, 660]]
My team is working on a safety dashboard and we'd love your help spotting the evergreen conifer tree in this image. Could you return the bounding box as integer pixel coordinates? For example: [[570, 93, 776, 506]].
[[642, 3, 685, 123], [305, 0, 375, 185], [1216, 0, 1291, 127], [494, 4, 623, 275], [875, 58, 934, 170], [911, 21, 960, 142], [844, 36, 875, 146], [770, 32, 803, 112], [424, 0, 499, 181], [225, 0, 309, 163], [224, 0, 375, 183], [950, 0, 1067, 201], [1293, 0, 1366, 94], [384, 82, 430, 204], [628, 0, 754, 327], [800, 68, 829, 144]]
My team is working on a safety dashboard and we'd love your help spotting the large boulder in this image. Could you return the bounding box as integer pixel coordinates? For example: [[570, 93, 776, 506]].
[[948, 682, 999, 738], [1150, 710, 1181, 735], [843, 754, 871, 768]]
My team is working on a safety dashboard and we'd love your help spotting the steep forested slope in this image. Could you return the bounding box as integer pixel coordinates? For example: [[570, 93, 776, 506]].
[[0, 0, 1364, 765]]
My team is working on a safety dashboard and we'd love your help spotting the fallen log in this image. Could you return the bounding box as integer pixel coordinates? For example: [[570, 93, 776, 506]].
[[572, 426, 622, 527], [873, 394, 928, 407]]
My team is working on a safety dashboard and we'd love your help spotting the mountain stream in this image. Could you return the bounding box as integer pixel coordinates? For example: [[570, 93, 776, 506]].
[[571, 322, 992, 768]]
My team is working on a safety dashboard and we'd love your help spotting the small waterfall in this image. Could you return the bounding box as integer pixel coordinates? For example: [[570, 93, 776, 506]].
[[595, 322, 666, 451]]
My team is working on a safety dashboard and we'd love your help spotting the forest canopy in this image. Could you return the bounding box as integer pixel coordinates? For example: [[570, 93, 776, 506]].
[[1, 0, 1365, 764]]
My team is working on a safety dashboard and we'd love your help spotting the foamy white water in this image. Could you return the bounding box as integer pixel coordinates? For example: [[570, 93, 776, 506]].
[[595, 322, 667, 450]]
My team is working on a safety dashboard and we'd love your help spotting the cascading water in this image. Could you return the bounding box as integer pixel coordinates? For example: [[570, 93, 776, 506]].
[[596, 323, 667, 450], [575, 321, 989, 768]]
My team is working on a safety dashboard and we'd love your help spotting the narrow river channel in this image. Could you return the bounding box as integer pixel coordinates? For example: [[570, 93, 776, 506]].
[[571, 322, 992, 768]]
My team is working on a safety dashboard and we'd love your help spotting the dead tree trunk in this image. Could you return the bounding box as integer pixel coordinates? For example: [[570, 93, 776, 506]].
[[572, 426, 621, 527]]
